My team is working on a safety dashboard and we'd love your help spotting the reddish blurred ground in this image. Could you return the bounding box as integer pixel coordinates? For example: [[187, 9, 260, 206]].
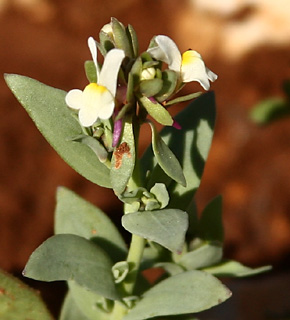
[[0, 0, 290, 311]]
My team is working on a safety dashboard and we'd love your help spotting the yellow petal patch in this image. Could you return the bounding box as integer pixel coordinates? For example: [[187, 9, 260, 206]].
[[181, 50, 200, 66], [84, 83, 107, 95]]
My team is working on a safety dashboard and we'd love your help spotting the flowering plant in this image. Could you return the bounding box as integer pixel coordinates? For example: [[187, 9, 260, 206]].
[[3, 18, 270, 320]]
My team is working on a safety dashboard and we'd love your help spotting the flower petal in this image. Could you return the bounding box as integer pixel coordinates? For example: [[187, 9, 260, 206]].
[[98, 48, 125, 97], [181, 50, 217, 90], [88, 36, 100, 79], [79, 83, 114, 126], [65, 89, 83, 110], [148, 35, 182, 73]]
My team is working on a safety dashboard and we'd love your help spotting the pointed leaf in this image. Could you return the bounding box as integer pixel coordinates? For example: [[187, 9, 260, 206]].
[[123, 270, 232, 320], [166, 92, 202, 106], [139, 95, 173, 126], [199, 196, 224, 242], [4, 74, 111, 187], [122, 209, 188, 253], [179, 242, 223, 270], [23, 234, 119, 300], [149, 121, 186, 186], [142, 92, 216, 210], [54, 187, 127, 262], [204, 260, 272, 277], [0, 269, 53, 320]]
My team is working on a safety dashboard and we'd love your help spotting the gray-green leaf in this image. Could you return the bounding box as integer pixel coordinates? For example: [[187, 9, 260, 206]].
[[123, 270, 232, 320], [110, 115, 135, 195], [179, 242, 223, 270], [23, 234, 119, 300], [4, 74, 111, 187], [54, 187, 127, 262], [203, 260, 272, 277], [142, 92, 216, 210], [122, 209, 188, 253]]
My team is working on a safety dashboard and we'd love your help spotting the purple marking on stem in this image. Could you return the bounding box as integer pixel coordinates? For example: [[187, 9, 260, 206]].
[[113, 119, 123, 147], [173, 119, 182, 130], [149, 96, 158, 104]]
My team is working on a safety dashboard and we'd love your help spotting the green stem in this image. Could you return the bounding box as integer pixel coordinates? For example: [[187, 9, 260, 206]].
[[110, 301, 128, 320], [123, 233, 145, 295]]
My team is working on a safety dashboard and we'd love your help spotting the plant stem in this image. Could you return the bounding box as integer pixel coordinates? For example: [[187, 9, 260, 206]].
[[110, 301, 128, 320], [123, 233, 145, 295]]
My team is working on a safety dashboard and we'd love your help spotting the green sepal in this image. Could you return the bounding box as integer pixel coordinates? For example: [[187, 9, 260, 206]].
[[0, 268, 53, 320], [4, 74, 111, 188], [204, 260, 272, 277], [111, 17, 133, 57], [127, 57, 142, 104], [139, 78, 163, 97], [54, 187, 127, 262], [84, 60, 97, 83], [123, 270, 232, 320], [139, 95, 173, 126], [23, 234, 120, 301], [99, 30, 115, 55], [127, 24, 139, 57], [166, 92, 202, 106], [149, 121, 186, 186], [69, 134, 108, 163], [155, 70, 178, 102], [122, 208, 188, 253], [110, 115, 135, 195]]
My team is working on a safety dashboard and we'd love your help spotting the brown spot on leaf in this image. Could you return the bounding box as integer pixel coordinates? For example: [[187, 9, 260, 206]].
[[91, 229, 97, 235], [114, 142, 131, 169]]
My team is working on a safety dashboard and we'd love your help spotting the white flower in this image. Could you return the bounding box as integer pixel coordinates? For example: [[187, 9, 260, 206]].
[[147, 35, 217, 90], [65, 37, 125, 127]]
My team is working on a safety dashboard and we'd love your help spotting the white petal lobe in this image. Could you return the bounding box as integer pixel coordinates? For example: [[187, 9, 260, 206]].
[[98, 49, 125, 96], [65, 89, 83, 110]]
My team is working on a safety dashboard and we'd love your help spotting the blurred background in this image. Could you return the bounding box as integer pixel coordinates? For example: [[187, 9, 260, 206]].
[[0, 0, 290, 319]]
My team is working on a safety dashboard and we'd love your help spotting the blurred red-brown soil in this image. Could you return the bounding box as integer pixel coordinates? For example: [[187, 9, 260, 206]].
[[1, 0, 290, 276]]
